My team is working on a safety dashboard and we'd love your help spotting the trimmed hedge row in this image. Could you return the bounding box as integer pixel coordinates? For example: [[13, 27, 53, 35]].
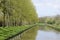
[[0, 25, 34, 40]]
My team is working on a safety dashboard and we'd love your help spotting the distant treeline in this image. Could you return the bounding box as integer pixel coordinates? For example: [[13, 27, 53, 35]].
[[0, 0, 38, 27], [39, 15, 60, 25]]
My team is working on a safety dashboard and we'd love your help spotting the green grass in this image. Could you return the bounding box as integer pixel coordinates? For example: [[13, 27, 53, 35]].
[[0, 25, 34, 40]]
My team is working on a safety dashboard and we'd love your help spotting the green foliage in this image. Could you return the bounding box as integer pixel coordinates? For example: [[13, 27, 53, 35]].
[[0, 0, 38, 26], [0, 0, 38, 39]]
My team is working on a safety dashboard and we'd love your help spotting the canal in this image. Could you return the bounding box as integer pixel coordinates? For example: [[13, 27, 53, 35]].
[[36, 26, 60, 40]]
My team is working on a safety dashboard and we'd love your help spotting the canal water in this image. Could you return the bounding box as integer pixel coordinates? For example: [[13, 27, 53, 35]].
[[36, 30, 60, 40]]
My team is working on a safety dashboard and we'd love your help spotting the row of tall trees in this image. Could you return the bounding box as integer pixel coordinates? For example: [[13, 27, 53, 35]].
[[0, 0, 38, 27]]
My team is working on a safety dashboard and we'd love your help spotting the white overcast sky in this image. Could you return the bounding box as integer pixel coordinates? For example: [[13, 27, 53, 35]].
[[32, 0, 60, 17]]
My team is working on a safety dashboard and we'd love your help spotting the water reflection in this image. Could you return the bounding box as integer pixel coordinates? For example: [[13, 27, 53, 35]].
[[36, 30, 60, 40]]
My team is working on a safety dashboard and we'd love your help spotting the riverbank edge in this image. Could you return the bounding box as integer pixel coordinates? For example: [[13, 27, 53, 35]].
[[0, 24, 38, 40]]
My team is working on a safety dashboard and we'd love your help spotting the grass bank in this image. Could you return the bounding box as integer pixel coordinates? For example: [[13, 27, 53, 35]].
[[0, 25, 36, 40], [38, 23, 60, 31]]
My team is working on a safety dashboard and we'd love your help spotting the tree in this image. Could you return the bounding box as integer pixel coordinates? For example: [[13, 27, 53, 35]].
[[0, 0, 38, 27]]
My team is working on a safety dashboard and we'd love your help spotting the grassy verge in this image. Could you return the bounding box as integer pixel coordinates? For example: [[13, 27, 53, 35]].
[[38, 23, 60, 31], [0, 25, 35, 40], [21, 26, 39, 40]]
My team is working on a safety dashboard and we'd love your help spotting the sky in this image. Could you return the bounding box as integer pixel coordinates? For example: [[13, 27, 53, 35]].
[[32, 0, 60, 17]]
